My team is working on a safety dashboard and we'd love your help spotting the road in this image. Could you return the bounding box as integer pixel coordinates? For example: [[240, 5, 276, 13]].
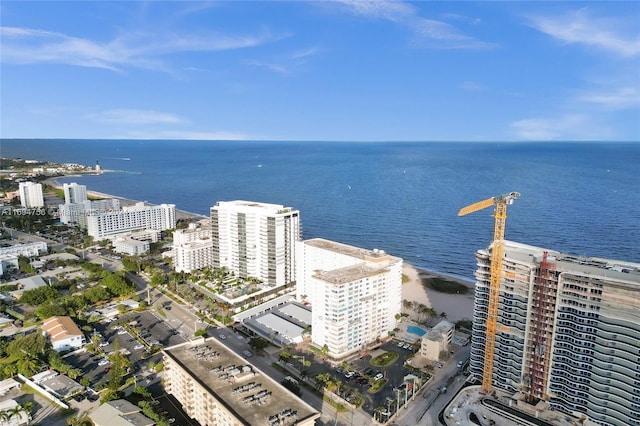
[[392, 345, 471, 426]]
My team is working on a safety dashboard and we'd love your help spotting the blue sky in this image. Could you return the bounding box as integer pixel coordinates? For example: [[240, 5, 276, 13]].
[[1, 1, 639, 141]]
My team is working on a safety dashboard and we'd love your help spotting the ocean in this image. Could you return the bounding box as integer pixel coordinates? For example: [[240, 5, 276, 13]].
[[2, 139, 639, 280]]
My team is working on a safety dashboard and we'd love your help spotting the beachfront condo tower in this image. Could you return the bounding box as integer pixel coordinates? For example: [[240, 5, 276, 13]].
[[210, 200, 300, 287], [18, 181, 44, 208], [86, 202, 176, 240], [295, 238, 402, 360], [62, 182, 88, 204], [470, 240, 640, 426]]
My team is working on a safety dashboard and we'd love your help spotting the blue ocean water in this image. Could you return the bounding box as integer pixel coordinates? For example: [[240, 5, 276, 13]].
[[2, 139, 639, 280]]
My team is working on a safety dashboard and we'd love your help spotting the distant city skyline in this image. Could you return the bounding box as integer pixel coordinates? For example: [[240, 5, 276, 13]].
[[1, 1, 639, 141]]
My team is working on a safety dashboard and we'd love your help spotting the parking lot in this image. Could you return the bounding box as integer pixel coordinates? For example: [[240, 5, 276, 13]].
[[65, 309, 188, 391], [280, 339, 420, 417]]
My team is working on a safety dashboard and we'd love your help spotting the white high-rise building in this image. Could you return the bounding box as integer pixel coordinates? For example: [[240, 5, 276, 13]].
[[296, 238, 403, 360], [62, 182, 87, 204], [18, 182, 44, 208], [59, 198, 120, 227], [210, 200, 300, 286], [86, 202, 175, 240], [470, 240, 640, 426], [173, 221, 214, 273]]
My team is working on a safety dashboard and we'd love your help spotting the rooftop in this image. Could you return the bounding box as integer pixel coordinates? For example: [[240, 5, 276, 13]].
[[314, 263, 388, 285], [304, 237, 398, 261], [164, 338, 319, 426], [42, 316, 83, 342], [90, 399, 154, 426]]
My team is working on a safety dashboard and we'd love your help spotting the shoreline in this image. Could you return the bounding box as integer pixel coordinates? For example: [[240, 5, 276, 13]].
[[45, 176, 207, 221], [45, 175, 476, 322], [402, 263, 475, 323]]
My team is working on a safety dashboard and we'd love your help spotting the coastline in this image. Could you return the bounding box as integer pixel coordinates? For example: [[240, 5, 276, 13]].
[[45, 175, 475, 322], [45, 176, 207, 221], [402, 263, 475, 323]]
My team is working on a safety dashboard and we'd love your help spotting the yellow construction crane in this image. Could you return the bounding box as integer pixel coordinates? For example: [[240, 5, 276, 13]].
[[458, 192, 520, 393]]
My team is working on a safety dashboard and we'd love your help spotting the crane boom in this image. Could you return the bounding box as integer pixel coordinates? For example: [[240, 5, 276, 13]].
[[458, 191, 520, 393]]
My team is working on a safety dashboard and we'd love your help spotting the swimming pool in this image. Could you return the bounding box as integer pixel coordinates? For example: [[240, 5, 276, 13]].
[[407, 325, 427, 337]]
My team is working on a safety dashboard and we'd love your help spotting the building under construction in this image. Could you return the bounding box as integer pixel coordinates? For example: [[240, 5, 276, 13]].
[[469, 240, 640, 426]]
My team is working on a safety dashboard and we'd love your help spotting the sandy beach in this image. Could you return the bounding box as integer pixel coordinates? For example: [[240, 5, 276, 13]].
[[401, 263, 475, 323]]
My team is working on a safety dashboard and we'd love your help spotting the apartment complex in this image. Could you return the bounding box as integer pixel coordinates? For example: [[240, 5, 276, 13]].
[[163, 339, 319, 426], [18, 181, 44, 208], [86, 202, 175, 240], [62, 182, 87, 204], [210, 201, 300, 286], [173, 220, 214, 273], [42, 316, 86, 352], [296, 238, 402, 360], [470, 240, 640, 426], [59, 198, 120, 227]]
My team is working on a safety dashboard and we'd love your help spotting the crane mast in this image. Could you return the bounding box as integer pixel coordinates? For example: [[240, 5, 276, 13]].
[[458, 192, 520, 393]]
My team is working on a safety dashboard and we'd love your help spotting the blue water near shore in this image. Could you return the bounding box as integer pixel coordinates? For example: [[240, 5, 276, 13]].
[[2, 139, 639, 280]]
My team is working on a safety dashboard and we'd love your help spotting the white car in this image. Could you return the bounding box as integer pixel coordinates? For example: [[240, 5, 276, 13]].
[[397, 341, 404, 347], [134, 344, 145, 350], [374, 373, 384, 381], [98, 360, 110, 366], [218, 334, 226, 340], [402, 343, 412, 350], [117, 330, 128, 335]]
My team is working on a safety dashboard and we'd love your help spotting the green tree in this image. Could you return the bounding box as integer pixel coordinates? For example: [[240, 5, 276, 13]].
[[19, 286, 59, 305], [102, 273, 136, 297], [248, 337, 269, 352]]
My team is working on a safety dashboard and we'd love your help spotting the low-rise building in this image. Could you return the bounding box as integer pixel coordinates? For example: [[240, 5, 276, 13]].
[[419, 320, 454, 361], [0, 241, 48, 258], [0, 255, 19, 276], [0, 399, 29, 426], [42, 316, 85, 352], [163, 338, 320, 426], [9, 276, 48, 299], [89, 399, 154, 426]]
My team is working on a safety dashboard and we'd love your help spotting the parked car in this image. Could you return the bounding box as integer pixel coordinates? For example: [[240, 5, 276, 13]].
[[374, 373, 384, 381], [219, 334, 226, 340], [134, 344, 145, 350], [242, 350, 252, 358], [98, 360, 110, 366]]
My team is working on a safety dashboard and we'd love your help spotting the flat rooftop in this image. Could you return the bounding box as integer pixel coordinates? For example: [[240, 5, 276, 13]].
[[305, 237, 400, 262], [164, 339, 319, 426], [315, 263, 388, 284]]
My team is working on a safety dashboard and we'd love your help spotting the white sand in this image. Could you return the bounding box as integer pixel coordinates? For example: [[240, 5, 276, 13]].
[[401, 264, 475, 323]]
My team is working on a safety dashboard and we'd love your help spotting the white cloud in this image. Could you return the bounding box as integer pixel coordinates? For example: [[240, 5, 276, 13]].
[[332, 0, 492, 49], [579, 87, 639, 110], [246, 60, 289, 75], [123, 130, 251, 140], [459, 81, 487, 91], [0, 25, 281, 71], [510, 114, 611, 141], [89, 109, 188, 125], [527, 8, 640, 57]]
